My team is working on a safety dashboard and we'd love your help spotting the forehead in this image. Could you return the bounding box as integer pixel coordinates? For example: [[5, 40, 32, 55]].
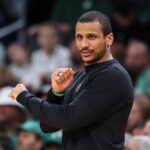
[[39, 26, 56, 35], [75, 21, 102, 34]]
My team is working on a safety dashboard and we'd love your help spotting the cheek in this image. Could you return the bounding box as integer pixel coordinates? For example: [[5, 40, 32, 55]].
[[20, 136, 35, 145], [75, 40, 81, 50], [93, 40, 106, 51]]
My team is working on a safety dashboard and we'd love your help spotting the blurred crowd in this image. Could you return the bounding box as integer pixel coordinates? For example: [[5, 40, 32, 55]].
[[0, 0, 150, 150]]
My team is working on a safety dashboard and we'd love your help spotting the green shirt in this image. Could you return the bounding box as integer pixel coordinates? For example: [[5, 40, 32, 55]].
[[135, 68, 150, 95]]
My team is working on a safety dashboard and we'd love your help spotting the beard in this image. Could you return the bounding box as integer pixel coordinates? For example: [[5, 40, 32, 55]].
[[92, 48, 107, 63], [80, 47, 107, 65]]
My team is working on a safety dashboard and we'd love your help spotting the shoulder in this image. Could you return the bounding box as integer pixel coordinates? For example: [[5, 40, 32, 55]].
[[97, 60, 131, 82], [109, 61, 132, 83], [87, 60, 133, 91]]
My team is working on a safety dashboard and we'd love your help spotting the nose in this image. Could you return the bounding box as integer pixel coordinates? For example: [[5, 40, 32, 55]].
[[81, 38, 89, 49]]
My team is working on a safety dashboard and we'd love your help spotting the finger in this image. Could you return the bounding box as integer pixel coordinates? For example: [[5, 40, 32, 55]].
[[53, 68, 72, 81], [59, 68, 68, 79], [55, 76, 62, 84], [64, 69, 70, 78], [58, 72, 66, 81], [9, 92, 16, 100], [69, 68, 75, 76], [63, 71, 69, 79], [53, 69, 61, 77]]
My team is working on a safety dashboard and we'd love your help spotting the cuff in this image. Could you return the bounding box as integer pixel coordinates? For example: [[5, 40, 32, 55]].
[[46, 88, 64, 104], [16, 91, 35, 106]]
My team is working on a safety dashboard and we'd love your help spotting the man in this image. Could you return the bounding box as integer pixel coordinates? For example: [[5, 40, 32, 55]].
[[124, 39, 150, 86], [17, 120, 51, 150], [9, 11, 134, 150]]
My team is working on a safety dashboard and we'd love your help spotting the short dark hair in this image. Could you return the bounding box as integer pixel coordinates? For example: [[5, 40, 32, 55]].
[[78, 11, 112, 37]]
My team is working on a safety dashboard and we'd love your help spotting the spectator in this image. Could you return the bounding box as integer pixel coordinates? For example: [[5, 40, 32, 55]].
[[6, 42, 41, 90], [124, 39, 150, 85], [31, 23, 71, 87], [17, 120, 51, 150], [127, 95, 150, 134], [7, 42, 30, 80]]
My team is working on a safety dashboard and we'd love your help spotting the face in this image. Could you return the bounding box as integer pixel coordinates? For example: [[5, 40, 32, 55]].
[[7, 44, 28, 64], [37, 25, 58, 50], [125, 41, 149, 69], [18, 131, 43, 150], [75, 21, 113, 65]]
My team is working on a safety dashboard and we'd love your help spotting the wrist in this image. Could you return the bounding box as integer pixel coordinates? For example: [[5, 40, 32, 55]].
[[51, 89, 65, 97]]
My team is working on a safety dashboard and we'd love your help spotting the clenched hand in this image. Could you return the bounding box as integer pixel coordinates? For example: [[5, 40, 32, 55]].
[[51, 68, 74, 93], [9, 84, 28, 100]]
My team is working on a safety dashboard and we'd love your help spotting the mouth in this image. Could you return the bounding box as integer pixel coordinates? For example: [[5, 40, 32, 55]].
[[80, 50, 93, 57]]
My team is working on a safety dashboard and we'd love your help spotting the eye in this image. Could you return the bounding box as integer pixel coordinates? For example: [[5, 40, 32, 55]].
[[88, 34, 96, 40], [76, 34, 83, 41]]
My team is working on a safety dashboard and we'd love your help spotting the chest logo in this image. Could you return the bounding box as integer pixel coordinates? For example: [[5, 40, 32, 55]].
[[75, 83, 82, 93]]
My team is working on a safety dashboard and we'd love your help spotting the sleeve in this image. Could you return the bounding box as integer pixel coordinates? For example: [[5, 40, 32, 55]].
[[16, 70, 126, 131], [40, 71, 82, 132], [46, 88, 64, 104], [41, 89, 64, 132]]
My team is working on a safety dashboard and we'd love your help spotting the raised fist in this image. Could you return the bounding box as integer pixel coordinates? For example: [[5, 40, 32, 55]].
[[9, 84, 28, 100], [51, 68, 75, 93]]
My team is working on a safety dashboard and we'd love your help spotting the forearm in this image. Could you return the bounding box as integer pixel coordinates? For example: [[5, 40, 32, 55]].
[[17, 91, 68, 130], [16, 91, 63, 131], [16, 85, 122, 131]]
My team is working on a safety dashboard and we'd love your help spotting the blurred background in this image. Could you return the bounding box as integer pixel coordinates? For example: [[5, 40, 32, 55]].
[[0, 0, 150, 149]]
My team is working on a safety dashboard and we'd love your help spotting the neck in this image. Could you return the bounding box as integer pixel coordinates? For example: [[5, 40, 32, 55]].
[[44, 47, 55, 55], [85, 48, 113, 66], [97, 51, 113, 63]]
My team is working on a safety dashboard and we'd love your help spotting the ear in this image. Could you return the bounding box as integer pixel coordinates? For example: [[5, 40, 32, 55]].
[[106, 33, 114, 46]]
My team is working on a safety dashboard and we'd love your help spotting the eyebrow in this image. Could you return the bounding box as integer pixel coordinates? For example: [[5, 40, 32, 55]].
[[76, 31, 98, 34]]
